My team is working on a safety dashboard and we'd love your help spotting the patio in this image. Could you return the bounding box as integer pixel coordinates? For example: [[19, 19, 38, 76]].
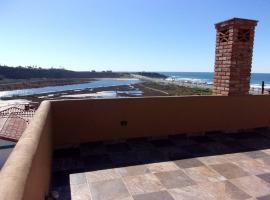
[[51, 129, 270, 200], [2, 96, 270, 200]]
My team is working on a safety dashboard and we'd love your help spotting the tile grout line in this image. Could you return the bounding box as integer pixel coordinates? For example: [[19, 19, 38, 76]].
[[85, 173, 93, 200], [118, 169, 135, 200]]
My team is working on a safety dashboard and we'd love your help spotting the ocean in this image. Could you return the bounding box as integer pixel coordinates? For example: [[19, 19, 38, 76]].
[[160, 72, 270, 89]]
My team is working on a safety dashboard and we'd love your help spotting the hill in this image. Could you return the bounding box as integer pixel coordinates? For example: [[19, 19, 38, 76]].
[[0, 65, 125, 79]]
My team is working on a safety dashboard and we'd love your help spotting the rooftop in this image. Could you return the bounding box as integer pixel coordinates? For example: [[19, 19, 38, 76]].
[[51, 130, 270, 200], [1, 96, 270, 200], [0, 105, 35, 141]]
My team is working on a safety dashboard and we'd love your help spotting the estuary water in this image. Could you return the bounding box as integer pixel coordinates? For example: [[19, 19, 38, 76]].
[[0, 78, 141, 98]]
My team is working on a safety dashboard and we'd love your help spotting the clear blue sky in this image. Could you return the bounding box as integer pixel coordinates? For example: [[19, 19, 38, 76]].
[[0, 0, 270, 72]]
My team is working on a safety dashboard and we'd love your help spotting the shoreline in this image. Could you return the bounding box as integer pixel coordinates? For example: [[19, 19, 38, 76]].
[[0, 78, 95, 91], [131, 74, 212, 89], [0, 79, 212, 108]]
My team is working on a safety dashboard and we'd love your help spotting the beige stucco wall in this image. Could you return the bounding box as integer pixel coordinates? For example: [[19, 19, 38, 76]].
[[0, 101, 52, 200], [51, 96, 270, 146], [2, 95, 270, 199]]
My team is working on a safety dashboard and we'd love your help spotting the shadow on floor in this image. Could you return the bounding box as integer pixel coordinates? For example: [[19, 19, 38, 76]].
[[50, 127, 270, 199]]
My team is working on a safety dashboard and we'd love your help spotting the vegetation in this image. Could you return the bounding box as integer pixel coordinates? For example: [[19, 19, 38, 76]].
[[138, 81, 212, 96], [0, 65, 126, 79], [0, 78, 94, 91], [136, 72, 167, 79]]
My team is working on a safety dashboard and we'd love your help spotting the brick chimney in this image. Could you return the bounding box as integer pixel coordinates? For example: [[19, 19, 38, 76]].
[[213, 18, 258, 95]]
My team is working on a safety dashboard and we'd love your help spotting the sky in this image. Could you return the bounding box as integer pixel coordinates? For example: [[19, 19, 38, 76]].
[[0, 0, 270, 72]]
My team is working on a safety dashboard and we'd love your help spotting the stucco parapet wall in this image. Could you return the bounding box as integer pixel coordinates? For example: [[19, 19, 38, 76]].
[[51, 95, 270, 146], [0, 101, 52, 200], [2, 95, 270, 199]]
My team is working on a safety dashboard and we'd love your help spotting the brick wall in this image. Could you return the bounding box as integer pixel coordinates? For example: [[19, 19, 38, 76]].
[[213, 18, 258, 95]]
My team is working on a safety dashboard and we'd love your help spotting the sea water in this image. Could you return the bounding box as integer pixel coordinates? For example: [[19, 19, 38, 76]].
[[160, 72, 270, 89]]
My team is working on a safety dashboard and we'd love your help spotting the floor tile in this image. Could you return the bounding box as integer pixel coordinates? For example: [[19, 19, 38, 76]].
[[168, 185, 213, 200], [70, 173, 87, 185], [51, 171, 71, 188], [241, 138, 270, 150], [80, 141, 106, 156], [202, 142, 234, 154], [181, 144, 211, 157], [232, 157, 270, 175], [127, 137, 154, 150], [106, 143, 131, 152], [147, 161, 179, 173], [133, 191, 174, 200], [89, 178, 130, 200], [221, 140, 253, 152], [174, 158, 204, 169], [184, 165, 226, 183], [136, 149, 167, 163], [155, 170, 195, 189], [256, 156, 270, 166], [223, 153, 251, 163], [50, 134, 270, 199], [244, 151, 269, 159], [70, 183, 91, 200], [86, 169, 121, 183], [210, 163, 249, 179], [52, 186, 71, 200], [257, 173, 270, 184], [230, 175, 270, 197], [116, 165, 150, 177], [262, 149, 270, 155], [110, 151, 140, 166], [199, 181, 251, 200], [61, 157, 84, 171], [123, 174, 164, 195], [161, 147, 192, 160], [150, 139, 174, 148], [198, 155, 228, 165], [83, 154, 113, 171], [257, 194, 270, 200], [169, 136, 197, 147], [208, 133, 235, 143]]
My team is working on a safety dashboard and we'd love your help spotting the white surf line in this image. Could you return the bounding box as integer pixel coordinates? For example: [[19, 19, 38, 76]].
[[131, 74, 212, 89]]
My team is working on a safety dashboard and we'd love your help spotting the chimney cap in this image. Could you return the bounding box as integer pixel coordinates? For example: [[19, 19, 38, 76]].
[[215, 18, 258, 29]]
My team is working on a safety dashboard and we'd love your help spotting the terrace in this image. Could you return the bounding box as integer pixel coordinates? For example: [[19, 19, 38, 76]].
[[1, 18, 270, 200], [1, 96, 270, 200]]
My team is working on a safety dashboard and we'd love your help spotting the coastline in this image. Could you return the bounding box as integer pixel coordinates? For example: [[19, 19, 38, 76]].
[[0, 78, 95, 91], [0, 78, 212, 109], [131, 74, 212, 89]]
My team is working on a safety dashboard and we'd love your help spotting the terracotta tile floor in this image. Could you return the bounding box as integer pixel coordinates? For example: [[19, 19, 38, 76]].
[[51, 129, 270, 200]]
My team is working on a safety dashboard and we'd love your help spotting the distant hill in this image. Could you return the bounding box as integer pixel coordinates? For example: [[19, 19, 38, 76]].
[[136, 72, 167, 79], [0, 65, 126, 79]]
